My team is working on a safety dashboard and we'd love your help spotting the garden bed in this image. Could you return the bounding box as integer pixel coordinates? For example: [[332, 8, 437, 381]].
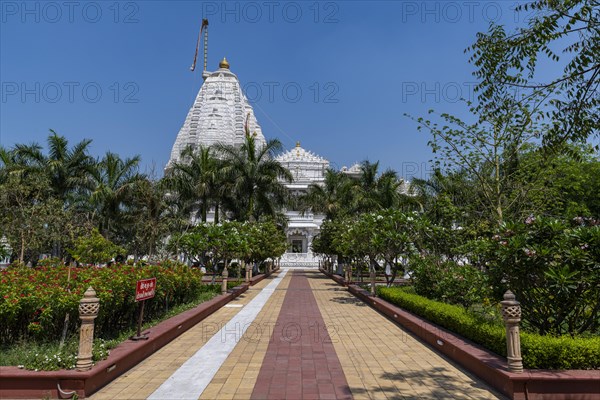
[[320, 269, 600, 400], [0, 266, 277, 398], [0, 284, 248, 399]]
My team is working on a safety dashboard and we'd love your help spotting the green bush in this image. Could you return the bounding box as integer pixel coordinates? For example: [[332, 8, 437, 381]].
[[409, 255, 491, 308], [0, 262, 217, 345], [477, 217, 600, 336], [378, 286, 600, 370]]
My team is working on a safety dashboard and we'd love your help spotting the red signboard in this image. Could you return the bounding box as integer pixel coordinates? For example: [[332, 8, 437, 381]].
[[135, 278, 156, 302]]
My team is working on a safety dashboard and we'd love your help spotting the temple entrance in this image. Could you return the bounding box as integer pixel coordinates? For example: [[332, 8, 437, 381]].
[[288, 236, 306, 253]]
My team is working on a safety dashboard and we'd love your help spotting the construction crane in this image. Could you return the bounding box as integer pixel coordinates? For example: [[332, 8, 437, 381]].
[[190, 19, 210, 80]]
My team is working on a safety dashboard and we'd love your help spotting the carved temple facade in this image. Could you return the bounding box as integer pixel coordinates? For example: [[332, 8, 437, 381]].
[[168, 58, 329, 267]]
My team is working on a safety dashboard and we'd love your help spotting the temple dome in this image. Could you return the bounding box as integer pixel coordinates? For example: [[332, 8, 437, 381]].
[[340, 163, 362, 178], [219, 57, 230, 69], [168, 59, 266, 166], [276, 142, 329, 184], [276, 142, 329, 164]]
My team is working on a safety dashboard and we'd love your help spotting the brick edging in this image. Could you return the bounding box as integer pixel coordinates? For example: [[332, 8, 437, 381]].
[[319, 269, 600, 400], [250, 266, 278, 286], [0, 283, 251, 399]]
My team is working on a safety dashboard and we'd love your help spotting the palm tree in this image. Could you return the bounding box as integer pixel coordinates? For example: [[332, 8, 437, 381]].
[[216, 134, 292, 221], [13, 130, 94, 203], [167, 145, 223, 223], [89, 152, 144, 240], [301, 169, 352, 220], [376, 169, 404, 209], [7, 132, 95, 258], [128, 178, 179, 260], [349, 161, 404, 213]]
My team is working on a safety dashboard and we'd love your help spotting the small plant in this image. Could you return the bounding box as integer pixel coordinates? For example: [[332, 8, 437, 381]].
[[68, 229, 125, 266]]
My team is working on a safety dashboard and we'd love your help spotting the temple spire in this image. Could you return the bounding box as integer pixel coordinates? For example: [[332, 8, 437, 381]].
[[219, 57, 230, 69]]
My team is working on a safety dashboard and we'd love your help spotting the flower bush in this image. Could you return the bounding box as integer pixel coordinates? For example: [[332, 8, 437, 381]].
[[409, 255, 491, 308], [479, 216, 600, 336], [0, 261, 214, 345]]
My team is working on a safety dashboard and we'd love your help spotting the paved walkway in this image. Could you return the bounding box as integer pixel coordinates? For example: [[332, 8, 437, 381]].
[[91, 269, 505, 400]]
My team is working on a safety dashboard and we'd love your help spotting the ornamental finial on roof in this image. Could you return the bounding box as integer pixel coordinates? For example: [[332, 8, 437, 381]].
[[296, 141, 301, 147], [219, 57, 230, 69]]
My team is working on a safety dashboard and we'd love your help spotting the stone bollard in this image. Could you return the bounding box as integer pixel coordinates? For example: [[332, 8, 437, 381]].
[[245, 263, 250, 283], [222, 267, 228, 295], [76, 287, 100, 371], [501, 290, 523, 373]]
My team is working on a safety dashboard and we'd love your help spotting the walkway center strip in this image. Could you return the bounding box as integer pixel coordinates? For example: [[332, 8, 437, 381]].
[[251, 270, 352, 399], [148, 268, 289, 400]]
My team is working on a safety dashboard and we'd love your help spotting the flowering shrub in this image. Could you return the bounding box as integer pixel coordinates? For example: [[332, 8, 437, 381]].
[[409, 255, 491, 308], [481, 216, 600, 336], [0, 261, 213, 345]]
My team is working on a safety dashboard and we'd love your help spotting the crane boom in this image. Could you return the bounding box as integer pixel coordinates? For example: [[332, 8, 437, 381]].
[[190, 19, 209, 80]]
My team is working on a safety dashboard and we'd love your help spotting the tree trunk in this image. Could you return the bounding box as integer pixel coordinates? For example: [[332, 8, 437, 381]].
[[201, 198, 207, 222], [370, 259, 376, 296], [19, 232, 25, 263]]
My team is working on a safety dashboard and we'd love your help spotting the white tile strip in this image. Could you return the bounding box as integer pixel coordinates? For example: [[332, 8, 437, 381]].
[[147, 268, 289, 400]]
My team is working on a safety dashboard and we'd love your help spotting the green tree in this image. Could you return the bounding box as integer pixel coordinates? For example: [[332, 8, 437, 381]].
[[467, 0, 599, 148], [127, 178, 179, 260], [167, 145, 223, 223], [512, 144, 600, 218], [301, 169, 352, 220], [348, 161, 404, 213], [409, 98, 541, 226], [68, 228, 125, 266], [89, 152, 144, 242], [244, 221, 287, 267], [12, 130, 94, 203], [216, 134, 292, 221]]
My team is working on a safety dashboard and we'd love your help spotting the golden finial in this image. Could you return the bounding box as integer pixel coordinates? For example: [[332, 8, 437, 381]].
[[296, 141, 301, 147], [219, 57, 230, 69]]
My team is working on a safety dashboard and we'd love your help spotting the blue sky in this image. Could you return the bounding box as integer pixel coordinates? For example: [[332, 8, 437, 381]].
[[1, 1, 538, 180]]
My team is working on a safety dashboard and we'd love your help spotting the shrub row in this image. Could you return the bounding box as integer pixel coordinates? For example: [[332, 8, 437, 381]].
[[377, 287, 600, 370], [0, 262, 219, 344]]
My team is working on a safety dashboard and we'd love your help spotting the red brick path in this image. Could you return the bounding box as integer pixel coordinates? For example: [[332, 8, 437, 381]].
[[251, 270, 352, 400]]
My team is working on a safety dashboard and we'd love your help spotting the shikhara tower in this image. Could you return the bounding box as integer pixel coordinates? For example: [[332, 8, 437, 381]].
[[167, 58, 266, 166], [166, 20, 329, 267]]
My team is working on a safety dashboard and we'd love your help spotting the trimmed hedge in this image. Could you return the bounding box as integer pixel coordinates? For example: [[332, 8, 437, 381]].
[[378, 287, 600, 370]]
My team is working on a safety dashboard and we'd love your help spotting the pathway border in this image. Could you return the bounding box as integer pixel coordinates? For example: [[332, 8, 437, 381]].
[[320, 268, 600, 400], [0, 270, 278, 399]]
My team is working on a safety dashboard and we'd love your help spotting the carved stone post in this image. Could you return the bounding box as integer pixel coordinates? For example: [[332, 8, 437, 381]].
[[222, 266, 228, 295], [244, 261, 249, 283], [76, 287, 100, 371], [501, 290, 523, 373]]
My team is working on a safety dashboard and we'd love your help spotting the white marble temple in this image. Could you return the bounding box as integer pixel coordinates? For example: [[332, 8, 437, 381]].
[[168, 57, 266, 166]]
